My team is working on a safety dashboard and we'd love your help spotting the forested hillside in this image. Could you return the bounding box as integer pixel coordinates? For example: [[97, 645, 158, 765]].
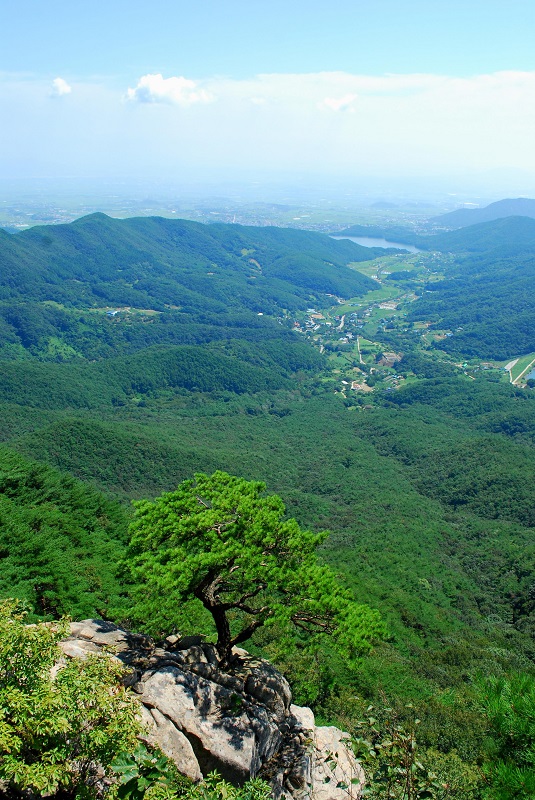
[[0, 447, 129, 619], [0, 214, 380, 367], [406, 217, 535, 358], [0, 213, 376, 309], [0, 213, 534, 799], [421, 214, 535, 256]]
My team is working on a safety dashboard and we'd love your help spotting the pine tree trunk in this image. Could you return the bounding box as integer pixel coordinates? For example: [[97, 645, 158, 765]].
[[194, 570, 233, 666], [212, 605, 233, 667]]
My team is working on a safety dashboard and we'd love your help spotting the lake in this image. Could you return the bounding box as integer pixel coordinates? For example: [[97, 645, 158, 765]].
[[332, 235, 420, 253]]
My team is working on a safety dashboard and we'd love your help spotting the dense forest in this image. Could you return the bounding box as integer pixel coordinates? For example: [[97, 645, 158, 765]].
[[0, 213, 534, 798], [0, 213, 377, 309], [407, 217, 535, 358]]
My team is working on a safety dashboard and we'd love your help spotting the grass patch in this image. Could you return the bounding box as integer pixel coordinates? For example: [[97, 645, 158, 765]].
[[336, 287, 401, 313], [510, 352, 535, 383]]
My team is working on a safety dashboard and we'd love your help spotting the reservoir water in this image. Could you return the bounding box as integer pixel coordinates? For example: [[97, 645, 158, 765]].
[[332, 235, 420, 254]]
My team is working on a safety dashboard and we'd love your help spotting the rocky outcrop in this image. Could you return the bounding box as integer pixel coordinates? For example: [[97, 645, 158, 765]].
[[61, 620, 364, 799]]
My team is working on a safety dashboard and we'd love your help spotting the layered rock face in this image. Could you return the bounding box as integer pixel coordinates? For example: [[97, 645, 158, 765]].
[[62, 620, 364, 799]]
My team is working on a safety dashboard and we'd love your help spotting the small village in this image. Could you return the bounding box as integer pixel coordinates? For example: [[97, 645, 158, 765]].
[[289, 248, 528, 397], [290, 292, 410, 399]]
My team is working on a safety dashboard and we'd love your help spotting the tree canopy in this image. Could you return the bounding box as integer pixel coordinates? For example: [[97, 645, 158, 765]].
[[127, 471, 385, 665], [476, 672, 535, 800]]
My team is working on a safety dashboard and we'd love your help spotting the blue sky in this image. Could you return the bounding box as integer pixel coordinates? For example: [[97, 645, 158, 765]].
[[4, 0, 535, 78], [2, 1, 535, 192]]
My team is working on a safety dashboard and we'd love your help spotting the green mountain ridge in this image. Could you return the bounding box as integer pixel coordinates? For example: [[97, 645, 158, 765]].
[[433, 197, 535, 228], [0, 213, 377, 309], [0, 213, 380, 366], [407, 217, 535, 358], [335, 212, 535, 259], [420, 214, 535, 257]]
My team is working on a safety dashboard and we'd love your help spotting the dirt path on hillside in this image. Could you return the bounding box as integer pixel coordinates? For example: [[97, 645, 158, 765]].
[[357, 335, 364, 364], [505, 358, 519, 383]]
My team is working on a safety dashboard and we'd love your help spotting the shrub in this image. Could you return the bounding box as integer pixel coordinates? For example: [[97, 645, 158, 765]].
[[0, 598, 141, 798]]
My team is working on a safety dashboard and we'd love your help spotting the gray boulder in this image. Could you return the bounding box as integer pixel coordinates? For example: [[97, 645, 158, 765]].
[[60, 620, 364, 799], [140, 706, 202, 782]]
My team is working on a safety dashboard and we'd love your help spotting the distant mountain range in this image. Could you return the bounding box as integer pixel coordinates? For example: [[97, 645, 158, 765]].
[[336, 212, 535, 255], [1, 211, 533, 364], [0, 214, 381, 393], [422, 215, 535, 257], [433, 197, 535, 229]]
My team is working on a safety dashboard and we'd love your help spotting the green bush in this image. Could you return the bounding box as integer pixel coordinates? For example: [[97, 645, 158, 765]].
[[0, 598, 141, 798], [111, 754, 271, 800]]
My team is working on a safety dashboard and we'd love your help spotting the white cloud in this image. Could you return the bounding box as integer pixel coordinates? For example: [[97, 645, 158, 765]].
[[2, 69, 535, 185], [126, 73, 213, 106], [321, 93, 357, 112], [50, 77, 72, 97], [211, 71, 444, 107]]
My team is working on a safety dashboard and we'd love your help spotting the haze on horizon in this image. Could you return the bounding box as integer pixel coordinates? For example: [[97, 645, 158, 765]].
[[2, 0, 535, 200]]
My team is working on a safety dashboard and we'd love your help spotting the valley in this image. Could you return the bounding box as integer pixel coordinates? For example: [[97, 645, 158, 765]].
[[291, 249, 524, 397], [0, 210, 534, 798]]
